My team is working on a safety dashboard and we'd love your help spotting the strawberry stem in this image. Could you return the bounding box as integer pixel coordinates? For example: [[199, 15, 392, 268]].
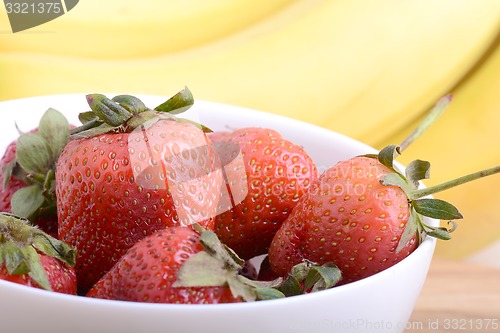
[[412, 165, 500, 199], [399, 94, 452, 152], [68, 88, 196, 139], [69, 119, 102, 135]]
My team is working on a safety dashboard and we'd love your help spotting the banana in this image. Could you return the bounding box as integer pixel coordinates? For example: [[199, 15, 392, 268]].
[[1, 0, 499, 144], [0, 0, 295, 58], [0, 0, 499, 261], [381, 38, 500, 260]]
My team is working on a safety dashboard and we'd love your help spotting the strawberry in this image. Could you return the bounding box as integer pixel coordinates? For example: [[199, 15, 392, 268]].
[[268, 156, 419, 283], [0, 212, 76, 294], [86, 226, 241, 303], [0, 110, 70, 237], [268, 96, 500, 284], [56, 89, 226, 293], [210, 127, 318, 259], [87, 224, 342, 303]]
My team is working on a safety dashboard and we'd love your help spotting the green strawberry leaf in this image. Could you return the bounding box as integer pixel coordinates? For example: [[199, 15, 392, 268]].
[[380, 173, 416, 196], [112, 95, 148, 115], [304, 263, 342, 292], [426, 227, 452, 240], [198, 228, 244, 270], [254, 287, 286, 300], [16, 133, 52, 176], [86, 94, 133, 126], [227, 276, 258, 302], [70, 123, 115, 140], [2, 159, 17, 188], [236, 274, 283, 289], [396, 208, 420, 253], [22, 246, 52, 291], [11, 184, 45, 219], [1, 242, 52, 290], [78, 111, 99, 125], [174, 249, 265, 302], [405, 159, 431, 188], [173, 251, 230, 287], [412, 198, 463, 220], [289, 261, 312, 282], [277, 275, 303, 297], [377, 145, 400, 170], [32, 230, 76, 267], [38, 108, 70, 163], [154, 86, 194, 114], [2, 241, 29, 275]]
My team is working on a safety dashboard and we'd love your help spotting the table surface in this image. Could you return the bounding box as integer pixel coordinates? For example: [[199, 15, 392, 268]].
[[408, 258, 500, 332]]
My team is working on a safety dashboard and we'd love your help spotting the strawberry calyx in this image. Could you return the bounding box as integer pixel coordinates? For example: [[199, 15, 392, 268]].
[[5, 109, 70, 222], [69, 86, 210, 139], [174, 224, 342, 301], [0, 212, 76, 290], [370, 144, 460, 250], [369, 132, 500, 251]]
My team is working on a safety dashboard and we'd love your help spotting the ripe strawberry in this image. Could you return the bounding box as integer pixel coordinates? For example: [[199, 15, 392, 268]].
[[86, 227, 241, 304], [269, 149, 500, 284], [210, 127, 318, 259], [56, 90, 225, 293], [87, 224, 342, 303], [268, 156, 418, 283], [0, 213, 76, 294], [0, 110, 70, 238]]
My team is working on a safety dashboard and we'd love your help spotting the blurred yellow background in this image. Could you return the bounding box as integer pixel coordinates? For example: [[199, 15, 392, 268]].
[[0, 0, 499, 265]]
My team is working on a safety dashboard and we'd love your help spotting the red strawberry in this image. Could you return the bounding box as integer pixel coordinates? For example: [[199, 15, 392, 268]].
[[87, 224, 342, 303], [86, 227, 241, 304], [210, 127, 318, 259], [267, 95, 500, 284], [0, 213, 76, 294], [0, 109, 70, 238], [56, 90, 225, 293], [268, 156, 418, 283], [269, 145, 500, 284]]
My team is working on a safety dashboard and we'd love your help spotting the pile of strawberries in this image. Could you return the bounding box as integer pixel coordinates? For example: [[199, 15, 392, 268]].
[[1, 89, 497, 303]]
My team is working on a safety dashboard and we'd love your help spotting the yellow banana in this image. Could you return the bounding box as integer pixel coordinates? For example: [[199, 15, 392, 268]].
[[0, 0, 294, 58], [381, 39, 500, 260], [1, 0, 499, 145]]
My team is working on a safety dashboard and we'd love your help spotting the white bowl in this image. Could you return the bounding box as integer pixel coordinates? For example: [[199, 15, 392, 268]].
[[0, 94, 437, 333]]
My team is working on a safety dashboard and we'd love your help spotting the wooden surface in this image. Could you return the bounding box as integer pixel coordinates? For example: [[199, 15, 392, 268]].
[[408, 258, 500, 332]]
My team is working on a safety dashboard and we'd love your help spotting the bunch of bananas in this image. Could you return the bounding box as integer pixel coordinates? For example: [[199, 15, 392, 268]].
[[0, 0, 499, 261]]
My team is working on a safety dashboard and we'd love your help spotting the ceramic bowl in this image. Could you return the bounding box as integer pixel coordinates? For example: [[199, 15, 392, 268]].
[[0, 94, 437, 333]]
